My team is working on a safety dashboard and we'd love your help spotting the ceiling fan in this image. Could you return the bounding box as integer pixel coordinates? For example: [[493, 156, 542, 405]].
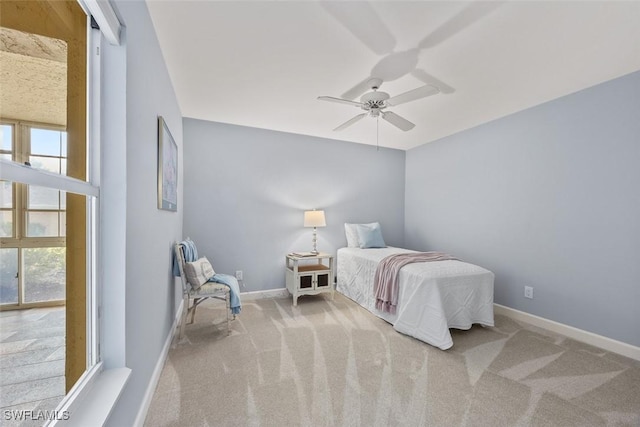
[[318, 78, 439, 132]]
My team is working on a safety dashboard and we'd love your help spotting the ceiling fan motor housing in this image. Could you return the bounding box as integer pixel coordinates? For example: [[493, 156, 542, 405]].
[[361, 90, 390, 109]]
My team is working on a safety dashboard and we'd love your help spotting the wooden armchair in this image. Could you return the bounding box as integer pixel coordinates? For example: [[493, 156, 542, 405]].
[[174, 242, 231, 339]]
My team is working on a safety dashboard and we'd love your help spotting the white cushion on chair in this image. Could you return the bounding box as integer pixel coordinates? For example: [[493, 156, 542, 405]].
[[184, 257, 215, 290], [193, 281, 229, 297]]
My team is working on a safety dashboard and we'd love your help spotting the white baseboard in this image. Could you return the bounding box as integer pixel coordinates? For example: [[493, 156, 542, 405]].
[[494, 304, 640, 361], [240, 287, 289, 300], [133, 299, 184, 427]]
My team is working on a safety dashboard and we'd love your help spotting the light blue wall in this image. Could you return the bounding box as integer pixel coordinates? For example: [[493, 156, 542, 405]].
[[405, 71, 640, 347], [100, 10, 638, 422], [105, 2, 183, 426], [183, 119, 405, 291]]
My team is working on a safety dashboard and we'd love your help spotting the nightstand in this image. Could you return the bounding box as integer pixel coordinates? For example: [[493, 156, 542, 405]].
[[285, 253, 334, 306]]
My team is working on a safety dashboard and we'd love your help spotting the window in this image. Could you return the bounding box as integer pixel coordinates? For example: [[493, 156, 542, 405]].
[[0, 0, 101, 411], [1, 0, 127, 422], [0, 125, 14, 239], [0, 123, 68, 307]]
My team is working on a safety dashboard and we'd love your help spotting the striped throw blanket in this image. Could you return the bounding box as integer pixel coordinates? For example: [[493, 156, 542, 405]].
[[374, 252, 459, 314]]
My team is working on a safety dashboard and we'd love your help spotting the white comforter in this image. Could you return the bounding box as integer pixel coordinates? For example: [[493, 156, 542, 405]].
[[336, 247, 494, 350]]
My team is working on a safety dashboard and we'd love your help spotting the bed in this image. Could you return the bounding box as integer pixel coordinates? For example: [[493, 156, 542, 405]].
[[336, 246, 495, 350]]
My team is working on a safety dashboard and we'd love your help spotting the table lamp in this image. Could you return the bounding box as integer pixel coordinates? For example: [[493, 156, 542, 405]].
[[304, 209, 326, 254]]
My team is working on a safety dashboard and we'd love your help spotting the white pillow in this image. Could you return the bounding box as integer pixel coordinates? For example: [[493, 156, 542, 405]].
[[183, 257, 215, 291], [345, 222, 380, 248], [344, 223, 360, 247]]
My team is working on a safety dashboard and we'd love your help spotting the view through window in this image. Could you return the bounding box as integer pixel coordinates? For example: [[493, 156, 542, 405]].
[[1, 124, 68, 307], [0, 0, 96, 419]]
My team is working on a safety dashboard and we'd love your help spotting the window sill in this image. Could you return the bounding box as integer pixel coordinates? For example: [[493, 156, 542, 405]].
[[50, 364, 131, 427]]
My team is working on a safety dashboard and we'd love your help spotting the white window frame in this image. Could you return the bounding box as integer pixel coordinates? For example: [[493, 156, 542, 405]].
[[1, 2, 130, 424], [0, 12, 101, 402], [0, 20, 100, 363]]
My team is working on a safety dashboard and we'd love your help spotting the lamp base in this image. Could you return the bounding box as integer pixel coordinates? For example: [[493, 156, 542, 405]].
[[311, 227, 319, 255]]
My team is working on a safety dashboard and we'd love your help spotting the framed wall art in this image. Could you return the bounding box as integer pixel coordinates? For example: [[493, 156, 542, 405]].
[[157, 116, 178, 211]]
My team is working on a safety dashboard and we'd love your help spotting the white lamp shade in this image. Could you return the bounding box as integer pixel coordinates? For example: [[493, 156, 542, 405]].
[[304, 210, 326, 227]]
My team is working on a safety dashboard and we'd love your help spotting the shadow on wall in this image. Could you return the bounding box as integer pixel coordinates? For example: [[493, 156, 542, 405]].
[[259, 182, 352, 253], [261, 180, 350, 211]]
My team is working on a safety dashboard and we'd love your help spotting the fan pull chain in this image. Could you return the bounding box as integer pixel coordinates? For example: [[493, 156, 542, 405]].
[[376, 116, 379, 151]]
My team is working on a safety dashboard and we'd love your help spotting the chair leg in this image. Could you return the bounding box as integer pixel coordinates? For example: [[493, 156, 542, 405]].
[[226, 291, 231, 335], [190, 298, 198, 324], [179, 296, 189, 340]]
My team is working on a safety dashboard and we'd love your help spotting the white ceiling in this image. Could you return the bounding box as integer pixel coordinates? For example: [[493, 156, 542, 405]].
[[147, 1, 640, 150]]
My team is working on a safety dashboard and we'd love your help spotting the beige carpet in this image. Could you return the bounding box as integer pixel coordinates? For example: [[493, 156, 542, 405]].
[[144, 294, 640, 426]]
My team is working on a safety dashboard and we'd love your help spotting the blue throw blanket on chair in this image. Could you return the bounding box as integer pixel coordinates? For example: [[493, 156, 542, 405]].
[[172, 239, 198, 276], [173, 239, 241, 314], [210, 274, 241, 315]]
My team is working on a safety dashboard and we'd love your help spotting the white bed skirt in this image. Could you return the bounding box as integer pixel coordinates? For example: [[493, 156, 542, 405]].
[[336, 247, 495, 350]]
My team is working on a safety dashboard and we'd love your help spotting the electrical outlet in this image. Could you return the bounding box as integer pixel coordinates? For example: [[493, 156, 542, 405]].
[[524, 286, 534, 299], [235, 270, 243, 281]]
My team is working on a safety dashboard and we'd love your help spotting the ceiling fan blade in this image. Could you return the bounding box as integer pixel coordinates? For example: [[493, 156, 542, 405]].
[[418, 2, 504, 49], [317, 96, 364, 108], [387, 85, 439, 106], [411, 69, 455, 94], [320, 2, 395, 55], [334, 113, 367, 131], [381, 111, 415, 131]]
